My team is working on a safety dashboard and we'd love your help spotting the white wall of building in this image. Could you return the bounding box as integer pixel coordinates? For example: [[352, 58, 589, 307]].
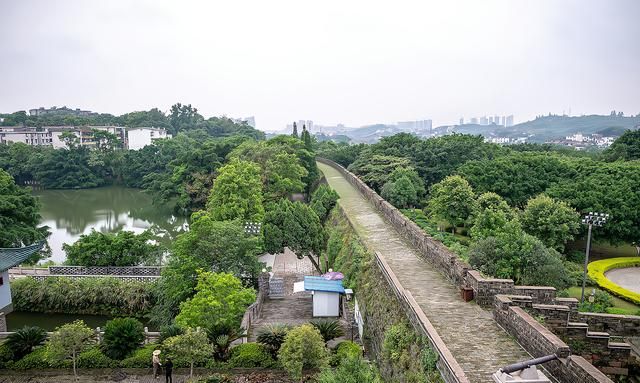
[[312, 291, 340, 317], [127, 128, 170, 150], [0, 270, 12, 313]]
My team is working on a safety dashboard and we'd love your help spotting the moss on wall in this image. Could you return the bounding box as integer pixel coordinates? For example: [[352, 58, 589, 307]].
[[324, 207, 442, 383]]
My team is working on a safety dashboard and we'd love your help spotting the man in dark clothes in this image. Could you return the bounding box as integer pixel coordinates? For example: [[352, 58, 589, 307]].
[[165, 358, 173, 383]]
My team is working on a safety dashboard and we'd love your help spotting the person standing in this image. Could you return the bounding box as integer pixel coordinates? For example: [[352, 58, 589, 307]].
[[165, 358, 174, 383], [152, 350, 162, 379]]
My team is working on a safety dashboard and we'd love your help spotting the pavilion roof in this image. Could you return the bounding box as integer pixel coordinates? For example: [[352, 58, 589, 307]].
[[0, 241, 45, 272]]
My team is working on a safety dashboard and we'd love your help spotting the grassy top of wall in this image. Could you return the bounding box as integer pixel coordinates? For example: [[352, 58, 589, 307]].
[[588, 257, 640, 305]]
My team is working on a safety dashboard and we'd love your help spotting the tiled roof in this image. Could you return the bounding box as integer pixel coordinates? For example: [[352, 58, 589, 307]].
[[0, 241, 46, 272], [304, 276, 345, 294]]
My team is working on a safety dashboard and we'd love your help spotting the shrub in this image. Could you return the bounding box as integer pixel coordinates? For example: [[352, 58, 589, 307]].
[[102, 317, 145, 360], [579, 290, 614, 313], [316, 357, 382, 383], [228, 343, 274, 368], [278, 324, 329, 380], [10, 347, 71, 370], [160, 324, 184, 343], [311, 319, 345, 343], [77, 347, 118, 368], [588, 257, 640, 304], [420, 347, 438, 373], [192, 374, 233, 383], [256, 324, 289, 357], [382, 323, 414, 363], [331, 341, 362, 366], [120, 343, 156, 368], [0, 343, 14, 368], [11, 276, 155, 317], [5, 326, 47, 360]]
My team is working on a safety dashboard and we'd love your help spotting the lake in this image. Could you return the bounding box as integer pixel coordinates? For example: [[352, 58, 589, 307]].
[[34, 186, 189, 263]]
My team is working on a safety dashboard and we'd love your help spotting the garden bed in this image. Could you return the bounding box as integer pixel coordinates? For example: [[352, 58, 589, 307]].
[[588, 257, 640, 305]]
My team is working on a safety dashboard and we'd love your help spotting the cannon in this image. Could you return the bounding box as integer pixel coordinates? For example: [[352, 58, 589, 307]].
[[492, 354, 558, 382]]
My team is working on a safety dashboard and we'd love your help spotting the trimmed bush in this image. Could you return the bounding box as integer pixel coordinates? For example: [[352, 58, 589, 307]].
[[279, 324, 329, 380], [588, 257, 640, 304], [77, 347, 118, 368], [331, 341, 361, 366], [228, 343, 274, 368], [120, 343, 156, 368], [102, 317, 145, 360], [10, 347, 71, 370]]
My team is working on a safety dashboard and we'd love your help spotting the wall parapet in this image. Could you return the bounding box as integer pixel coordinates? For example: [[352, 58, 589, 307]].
[[494, 294, 614, 383], [375, 252, 469, 383]]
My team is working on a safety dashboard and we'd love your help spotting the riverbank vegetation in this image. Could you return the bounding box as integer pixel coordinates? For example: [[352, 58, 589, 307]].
[[319, 132, 640, 295]]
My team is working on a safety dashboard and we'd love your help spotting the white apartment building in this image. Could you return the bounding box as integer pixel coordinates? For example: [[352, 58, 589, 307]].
[[0, 126, 127, 149], [127, 127, 171, 150]]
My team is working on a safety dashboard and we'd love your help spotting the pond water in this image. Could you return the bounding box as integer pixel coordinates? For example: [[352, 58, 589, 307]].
[[5, 312, 113, 331], [34, 186, 189, 263]]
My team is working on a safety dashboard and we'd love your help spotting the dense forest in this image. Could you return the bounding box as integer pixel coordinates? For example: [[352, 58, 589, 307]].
[[319, 130, 640, 293], [0, 104, 265, 214]]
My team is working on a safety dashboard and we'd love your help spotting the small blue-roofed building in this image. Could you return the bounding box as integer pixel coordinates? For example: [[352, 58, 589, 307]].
[[0, 241, 46, 331], [304, 276, 345, 317]]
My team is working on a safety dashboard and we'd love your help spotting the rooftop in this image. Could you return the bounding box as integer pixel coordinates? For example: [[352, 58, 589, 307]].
[[304, 276, 345, 294], [0, 241, 46, 272]]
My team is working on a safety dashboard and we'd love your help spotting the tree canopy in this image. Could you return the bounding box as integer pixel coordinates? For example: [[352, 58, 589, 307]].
[[0, 169, 48, 247], [521, 194, 580, 252], [63, 229, 161, 266], [207, 160, 264, 222], [427, 175, 476, 231]]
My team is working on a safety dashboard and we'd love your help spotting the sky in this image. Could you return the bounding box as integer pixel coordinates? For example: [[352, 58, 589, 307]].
[[1, 0, 639, 131]]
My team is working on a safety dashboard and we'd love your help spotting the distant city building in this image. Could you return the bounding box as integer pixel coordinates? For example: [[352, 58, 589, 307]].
[[397, 119, 432, 133], [287, 119, 313, 132], [470, 117, 478, 124], [494, 115, 500, 125], [231, 116, 256, 128], [480, 116, 488, 125], [28, 106, 96, 117], [486, 137, 511, 144], [459, 117, 464, 125], [127, 127, 171, 150], [505, 115, 514, 127]]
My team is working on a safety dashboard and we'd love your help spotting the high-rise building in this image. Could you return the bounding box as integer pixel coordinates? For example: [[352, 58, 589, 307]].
[[459, 117, 464, 125], [480, 116, 488, 125], [505, 115, 514, 127], [470, 117, 478, 124], [494, 115, 500, 125]]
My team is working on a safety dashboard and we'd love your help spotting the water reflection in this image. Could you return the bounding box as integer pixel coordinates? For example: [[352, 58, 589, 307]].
[[35, 186, 189, 263]]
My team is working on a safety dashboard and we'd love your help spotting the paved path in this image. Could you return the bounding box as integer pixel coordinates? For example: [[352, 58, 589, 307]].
[[319, 162, 531, 383], [605, 267, 640, 294]]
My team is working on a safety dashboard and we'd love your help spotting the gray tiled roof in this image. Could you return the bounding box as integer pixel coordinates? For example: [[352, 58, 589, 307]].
[[0, 241, 46, 272]]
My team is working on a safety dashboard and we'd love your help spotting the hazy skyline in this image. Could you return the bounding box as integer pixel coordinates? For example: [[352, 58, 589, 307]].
[[1, 0, 639, 131]]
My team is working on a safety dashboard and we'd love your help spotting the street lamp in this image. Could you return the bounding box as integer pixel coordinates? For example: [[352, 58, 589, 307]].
[[580, 212, 609, 304]]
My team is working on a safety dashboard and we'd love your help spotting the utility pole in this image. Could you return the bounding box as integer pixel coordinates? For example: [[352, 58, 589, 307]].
[[580, 212, 609, 304]]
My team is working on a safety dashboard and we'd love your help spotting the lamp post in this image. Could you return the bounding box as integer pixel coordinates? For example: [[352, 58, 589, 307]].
[[580, 212, 609, 304]]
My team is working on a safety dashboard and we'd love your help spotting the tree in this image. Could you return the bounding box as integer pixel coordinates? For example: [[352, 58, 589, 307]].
[[163, 328, 212, 378], [468, 228, 571, 289], [264, 151, 308, 201], [263, 199, 325, 272], [428, 175, 476, 233], [150, 213, 261, 326], [470, 192, 517, 240], [175, 271, 256, 333], [603, 129, 640, 161], [101, 318, 144, 360], [207, 159, 264, 222], [292, 122, 299, 138], [310, 185, 340, 223], [47, 320, 95, 379], [168, 103, 205, 136], [381, 176, 418, 208], [521, 194, 580, 252], [63, 229, 161, 266], [278, 324, 329, 381], [347, 154, 412, 191], [0, 169, 48, 247]]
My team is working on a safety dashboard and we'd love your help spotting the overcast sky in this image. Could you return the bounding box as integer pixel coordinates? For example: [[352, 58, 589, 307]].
[[1, 0, 638, 131]]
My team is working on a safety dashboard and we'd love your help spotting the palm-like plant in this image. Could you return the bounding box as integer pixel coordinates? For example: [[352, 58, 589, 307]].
[[310, 320, 344, 343], [256, 324, 289, 357], [208, 326, 242, 361], [5, 326, 47, 360]]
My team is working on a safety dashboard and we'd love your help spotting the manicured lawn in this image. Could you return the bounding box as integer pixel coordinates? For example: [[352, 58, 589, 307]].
[[566, 241, 637, 261], [565, 286, 640, 315]]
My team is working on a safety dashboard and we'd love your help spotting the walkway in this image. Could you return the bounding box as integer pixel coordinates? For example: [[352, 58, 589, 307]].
[[318, 162, 531, 383], [605, 267, 640, 294]]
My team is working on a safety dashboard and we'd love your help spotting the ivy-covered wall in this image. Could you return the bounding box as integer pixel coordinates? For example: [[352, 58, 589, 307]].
[[324, 207, 442, 383]]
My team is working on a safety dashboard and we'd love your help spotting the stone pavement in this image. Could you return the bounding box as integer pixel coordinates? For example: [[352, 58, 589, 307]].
[[604, 267, 640, 294], [318, 162, 532, 383]]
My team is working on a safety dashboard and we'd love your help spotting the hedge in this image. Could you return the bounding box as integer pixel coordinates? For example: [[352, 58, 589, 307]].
[[10, 276, 155, 317], [588, 257, 640, 305]]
